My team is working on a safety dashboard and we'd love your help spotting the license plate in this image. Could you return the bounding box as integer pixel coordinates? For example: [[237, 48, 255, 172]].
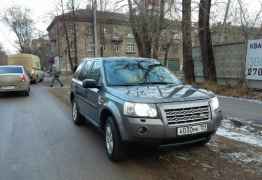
[[1, 86, 15, 90], [177, 124, 208, 136]]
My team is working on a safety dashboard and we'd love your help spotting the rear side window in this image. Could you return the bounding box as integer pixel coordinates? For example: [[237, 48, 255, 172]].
[[0, 67, 23, 74]]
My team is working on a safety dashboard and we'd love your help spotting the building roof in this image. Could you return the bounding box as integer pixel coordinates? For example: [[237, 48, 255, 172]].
[[47, 9, 128, 31]]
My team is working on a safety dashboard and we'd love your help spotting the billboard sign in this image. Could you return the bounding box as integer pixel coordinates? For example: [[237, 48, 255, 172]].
[[246, 39, 262, 80]]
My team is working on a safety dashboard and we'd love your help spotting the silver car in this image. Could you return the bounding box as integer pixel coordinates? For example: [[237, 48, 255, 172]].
[[0, 65, 30, 96], [70, 57, 223, 161]]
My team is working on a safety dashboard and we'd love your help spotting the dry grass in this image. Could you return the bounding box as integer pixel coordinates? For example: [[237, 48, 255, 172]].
[[197, 81, 262, 100]]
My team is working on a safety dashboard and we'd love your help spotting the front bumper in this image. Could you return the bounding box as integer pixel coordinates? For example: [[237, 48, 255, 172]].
[[120, 102, 223, 145]]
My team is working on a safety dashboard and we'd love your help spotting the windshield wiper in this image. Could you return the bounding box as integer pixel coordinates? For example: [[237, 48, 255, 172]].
[[145, 82, 175, 85], [110, 83, 145, 86], [110, 82, 176, 86]]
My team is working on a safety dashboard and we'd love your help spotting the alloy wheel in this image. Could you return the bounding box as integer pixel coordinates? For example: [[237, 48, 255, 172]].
[[106, 125, 114, 155], [72, 102, 77, 122]]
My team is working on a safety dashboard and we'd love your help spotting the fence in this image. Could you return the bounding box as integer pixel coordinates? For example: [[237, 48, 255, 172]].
[[192, 42, 262, 89], [159, 58, 180, 72]]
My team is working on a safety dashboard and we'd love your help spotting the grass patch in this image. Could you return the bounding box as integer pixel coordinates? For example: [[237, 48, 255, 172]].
[[197, 81, 262, 100]]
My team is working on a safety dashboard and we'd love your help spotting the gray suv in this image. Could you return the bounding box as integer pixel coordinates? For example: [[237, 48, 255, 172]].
[[70, 57, 223, 161]]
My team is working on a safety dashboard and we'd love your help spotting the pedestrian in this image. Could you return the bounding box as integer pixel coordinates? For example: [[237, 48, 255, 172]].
[[50, 64, 63, 87]]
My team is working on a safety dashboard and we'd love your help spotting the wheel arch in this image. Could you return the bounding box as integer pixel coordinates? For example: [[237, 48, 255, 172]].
[[99, 103, 127, 140]]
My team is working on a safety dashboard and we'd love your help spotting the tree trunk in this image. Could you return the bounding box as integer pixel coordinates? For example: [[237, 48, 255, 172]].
[[72, 0, 78, 68], [152, 0, 165, 59], [182, 0, 195, 83], [199, 0, 217, 82], [164, 42, 171, 67], [61, 0, 74, 72], [128, 0, 164, 58], [99, 0, 105, 57]]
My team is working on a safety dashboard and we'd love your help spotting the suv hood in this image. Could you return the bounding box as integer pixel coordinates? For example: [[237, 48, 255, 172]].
[[107, 84, 213, 103]]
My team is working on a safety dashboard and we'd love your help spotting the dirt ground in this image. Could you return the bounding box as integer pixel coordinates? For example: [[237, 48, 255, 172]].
[[47, 84, 262, 180]]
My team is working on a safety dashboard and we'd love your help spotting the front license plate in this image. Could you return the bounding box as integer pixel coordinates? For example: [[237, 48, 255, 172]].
[[177, 124, 208, 136], [1, 86, 15, 90]]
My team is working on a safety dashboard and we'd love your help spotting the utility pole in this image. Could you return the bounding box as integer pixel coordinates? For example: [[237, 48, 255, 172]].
[[92, 0, 98, 57]]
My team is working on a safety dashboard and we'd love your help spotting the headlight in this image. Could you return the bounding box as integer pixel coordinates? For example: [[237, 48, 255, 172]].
[[123, 102, 158, 118], [210, 97, 220, 111]]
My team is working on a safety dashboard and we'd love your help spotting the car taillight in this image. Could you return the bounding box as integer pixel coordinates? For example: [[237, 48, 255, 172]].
[[20, 74, 27, 82]]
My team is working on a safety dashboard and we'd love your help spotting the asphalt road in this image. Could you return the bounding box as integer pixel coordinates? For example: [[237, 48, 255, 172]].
[[219, 96, 262, 125], [0, 86, 166, 180], [1, 85, 262, 180]]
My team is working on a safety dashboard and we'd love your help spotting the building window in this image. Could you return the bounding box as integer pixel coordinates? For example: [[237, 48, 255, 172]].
[[86, 37, 94, 54], [126, 43, 135, 53], [127, 33, 134, 38], [113, 44, 120, 55], [87, 25, 93, 36]]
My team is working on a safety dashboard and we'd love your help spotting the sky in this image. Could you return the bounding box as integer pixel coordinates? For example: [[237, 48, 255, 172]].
[[0, 0, 261, 54], [0, 0, 57, 54]]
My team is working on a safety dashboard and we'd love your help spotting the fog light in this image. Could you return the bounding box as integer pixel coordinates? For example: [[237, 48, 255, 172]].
[[137, 127, 148, 135]]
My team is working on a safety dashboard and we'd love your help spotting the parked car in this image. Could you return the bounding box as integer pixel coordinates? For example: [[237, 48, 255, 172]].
[[8, 53, 44, 83], [0, 65, 30, 96], [70, 57, 223, 161]]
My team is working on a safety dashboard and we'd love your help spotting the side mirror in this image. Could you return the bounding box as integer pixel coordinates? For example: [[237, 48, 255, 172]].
[[82, 79, 100, 88]]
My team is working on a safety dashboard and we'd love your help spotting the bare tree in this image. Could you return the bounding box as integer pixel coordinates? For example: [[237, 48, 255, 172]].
[[67, 0, 79, 66], [3, 6, 34, 53], [199, 0, 217, 82], [59, 0, 74, 72], [236, 0, 262, 41], [182, 0, 195, 83], [99, 0, 105, 57], [152, 0, 165, 59], [127, 0, 167, 58]]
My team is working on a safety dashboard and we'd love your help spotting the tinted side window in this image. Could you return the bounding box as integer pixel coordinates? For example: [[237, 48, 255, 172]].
[[89, 61, 102, 82], [78, 61, 93, 81]]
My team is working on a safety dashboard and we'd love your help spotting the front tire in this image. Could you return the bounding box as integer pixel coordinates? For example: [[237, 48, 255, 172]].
[[72, 100, 85, 125], [105, 117, 125, 161]]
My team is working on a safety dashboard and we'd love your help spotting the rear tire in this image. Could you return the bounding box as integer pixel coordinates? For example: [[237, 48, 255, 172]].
[[105, 117, 126, 161], [72, 100, 85, 125]]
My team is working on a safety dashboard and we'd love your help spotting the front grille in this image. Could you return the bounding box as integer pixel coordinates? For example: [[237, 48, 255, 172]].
[[164, 105, 210, 125]]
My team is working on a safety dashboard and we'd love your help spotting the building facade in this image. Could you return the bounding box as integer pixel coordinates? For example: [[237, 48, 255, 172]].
[[31, 36, 50, 70], [47, 9, 182, 72]]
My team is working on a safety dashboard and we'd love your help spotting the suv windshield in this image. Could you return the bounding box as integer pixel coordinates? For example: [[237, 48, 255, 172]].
[[104, 59, 181, 86], [0, 66, 23, 74]]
